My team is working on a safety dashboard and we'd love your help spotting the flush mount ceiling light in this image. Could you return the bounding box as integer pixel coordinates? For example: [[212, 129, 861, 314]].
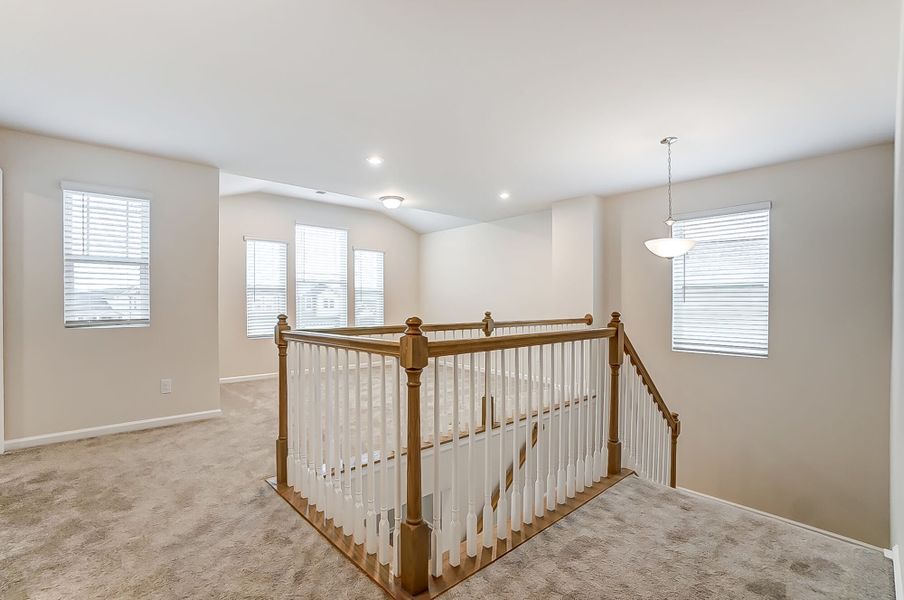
[[644, 136, 697, 259], [498, 191, 511, 200], [380, 195, 403, 209], [366, 155, 384, 166]]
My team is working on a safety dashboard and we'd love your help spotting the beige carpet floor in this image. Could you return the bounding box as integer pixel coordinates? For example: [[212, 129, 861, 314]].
[[0, 379, 894, 599]]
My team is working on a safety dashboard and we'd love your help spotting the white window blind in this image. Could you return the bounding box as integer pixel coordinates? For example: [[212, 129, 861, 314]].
[[245, 239, 287, 338], [354, 249, 384, 327], [63, 189, 150, 328], [672, 205, 770, 357], [295, 224, 348, 328]]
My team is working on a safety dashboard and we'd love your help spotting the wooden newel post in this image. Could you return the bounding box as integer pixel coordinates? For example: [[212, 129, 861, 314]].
[[482, 311, 495, 337], [670, 412, 680, 488], [275, 314, 291, 486], [607, 312, 624, 477], [399, 317, 429, 594]]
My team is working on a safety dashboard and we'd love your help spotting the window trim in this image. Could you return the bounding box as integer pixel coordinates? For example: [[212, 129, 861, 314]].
[[353, 246, 385, 327], [670, 202, 771, 359], [243, 236, 288, 340], [61, 185, 152, 329]]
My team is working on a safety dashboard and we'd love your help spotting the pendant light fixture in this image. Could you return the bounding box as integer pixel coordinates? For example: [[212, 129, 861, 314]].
[[644, 136, 696, 258]]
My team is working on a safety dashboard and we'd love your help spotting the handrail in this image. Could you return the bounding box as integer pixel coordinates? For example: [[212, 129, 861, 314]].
[[299, 312, 593, 339], [282, 330, 401, 356], [426, 327, 616, 357], [623, 334, 678, 430], [493, 313, 593, 329]]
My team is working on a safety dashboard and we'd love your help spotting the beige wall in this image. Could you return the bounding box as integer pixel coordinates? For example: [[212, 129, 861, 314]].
[[603, 144, 894, 546], [419, 211, 557, 322], [218, 192, 420, 379], [0, 128, 220, 441], [419, 200, 607, 323]]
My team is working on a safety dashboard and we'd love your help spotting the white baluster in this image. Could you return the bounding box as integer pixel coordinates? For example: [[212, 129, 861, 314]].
[[535, 344, 546, 518], [315, 347, 326, 509], [392, 358, 402, 575], [496, 350, 508, 540], [566, 342, 575, 498], [523, 346, 534, 525], [296, 344, 307, 497], [353, 351, 365, 544], [325, 349, 335, 520], [332, 349, 343, 527], [482, 351, 494, 548], [432, 359, 443, 576], [576, 340, 585, 494], [287, 342, 296, 489], [466, 353, 478, 557], [546, 344, 557, 512], [366, 352, 378, 555], [449, 355, 461, 567], [556, 343, 566, 505], [305, 344, 316, 501], [510, 347, 522, 532], [343, 350, 354, 531], [379, 357, 390, 564], [583, 340, 593, 487]]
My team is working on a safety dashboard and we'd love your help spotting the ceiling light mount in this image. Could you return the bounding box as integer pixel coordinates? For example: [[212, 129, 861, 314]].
[[499, 191, 511, 200], [366, 155, 384, 166], [379, 195, 404, 209]]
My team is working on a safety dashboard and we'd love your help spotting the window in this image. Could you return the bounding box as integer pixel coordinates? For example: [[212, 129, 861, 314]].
[[296, 225, 348, 328], [63, 188, 150, 328], [245, 239, 288, 338], [354, 249, 384, 326], [671, 203, 770, 357]]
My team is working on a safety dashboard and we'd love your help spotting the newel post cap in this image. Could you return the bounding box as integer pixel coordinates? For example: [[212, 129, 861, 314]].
[[405, 316, 424, 334], [274, 314, 290, 345], [401, 316, 428, 369], [608, 311, 621, 326], [481, 311, 495, 337]]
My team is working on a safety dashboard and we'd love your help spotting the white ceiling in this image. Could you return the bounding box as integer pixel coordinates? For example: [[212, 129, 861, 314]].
[[219, 172, 476, 233], [0, 1, 899, 224]]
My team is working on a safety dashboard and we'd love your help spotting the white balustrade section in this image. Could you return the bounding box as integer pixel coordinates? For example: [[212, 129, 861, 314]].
[[280, 321, 674, 584]]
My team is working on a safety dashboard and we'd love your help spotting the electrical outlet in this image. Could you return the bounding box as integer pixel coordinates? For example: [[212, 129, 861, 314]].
[[160, 378, 173, 394]]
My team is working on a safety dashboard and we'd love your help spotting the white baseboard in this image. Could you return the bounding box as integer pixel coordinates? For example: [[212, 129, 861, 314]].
[[219, 373, 277, 384], [679, 487, 887, 553], [4, 409, 222, 451], [885, 545, 902, 600]]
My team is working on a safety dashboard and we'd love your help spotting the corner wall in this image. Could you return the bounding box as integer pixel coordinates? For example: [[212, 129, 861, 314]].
[[603, 144, 894, 546], [0, 128, 220, 443], [890, 0, 904, 555]]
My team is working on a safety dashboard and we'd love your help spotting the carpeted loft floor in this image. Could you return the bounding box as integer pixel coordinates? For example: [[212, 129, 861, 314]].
[[0, 380, 894, 600]]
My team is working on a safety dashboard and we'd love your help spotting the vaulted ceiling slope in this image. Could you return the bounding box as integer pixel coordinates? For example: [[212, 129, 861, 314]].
[[0, 1, 899, 223]]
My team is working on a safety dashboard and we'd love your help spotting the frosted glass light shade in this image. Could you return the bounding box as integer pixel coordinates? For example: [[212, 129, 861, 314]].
[[644, 237, 696, 258]]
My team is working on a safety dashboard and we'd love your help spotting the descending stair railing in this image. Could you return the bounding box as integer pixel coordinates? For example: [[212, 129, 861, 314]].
[[623, 335, 681, 488], [272, 311, 679, 598]]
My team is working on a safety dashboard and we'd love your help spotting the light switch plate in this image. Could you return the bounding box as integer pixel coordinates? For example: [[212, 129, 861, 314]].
[[160, 378, 172, 394]]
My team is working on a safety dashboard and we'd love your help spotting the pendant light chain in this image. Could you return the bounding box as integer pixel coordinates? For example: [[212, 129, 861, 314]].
[[667, 139, 673, 220]]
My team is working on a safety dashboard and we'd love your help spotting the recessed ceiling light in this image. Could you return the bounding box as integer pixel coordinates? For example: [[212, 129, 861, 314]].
[[379, 195, 403, 209], [499, 191, 511, 200], [366, 155, 384, 166]]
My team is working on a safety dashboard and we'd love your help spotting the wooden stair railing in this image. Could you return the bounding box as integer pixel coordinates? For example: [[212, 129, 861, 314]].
[[623, 333, 680, 488], [270, 311, 679, 599]]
